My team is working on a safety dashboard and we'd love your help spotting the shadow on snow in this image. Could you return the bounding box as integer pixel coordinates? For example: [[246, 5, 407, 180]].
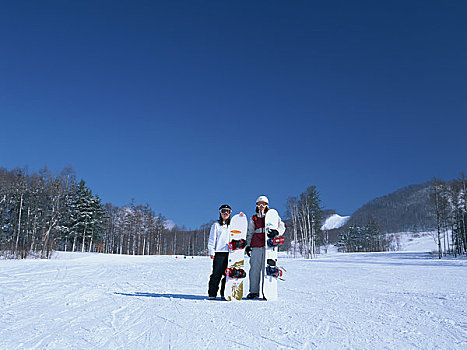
[[114, 292, 208, 301], [114, 292, 267, 301]]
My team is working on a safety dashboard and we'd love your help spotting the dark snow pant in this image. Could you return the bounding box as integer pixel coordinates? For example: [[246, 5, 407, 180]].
[[208, 252, 229, 297], [249, 247, 265, 295]]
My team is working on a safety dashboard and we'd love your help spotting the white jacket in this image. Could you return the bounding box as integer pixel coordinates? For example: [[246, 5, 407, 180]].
[[208, 221, 230, 256]]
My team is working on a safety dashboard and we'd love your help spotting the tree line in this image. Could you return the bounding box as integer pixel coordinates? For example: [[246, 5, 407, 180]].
[[0, 164, 407, 260], [102, 203, 212, 256], [335, 222, 397, 253], [0, 167, 106, 258], [0, 167, 208, 259], [431, 175, 467, 258], [1, 166, 328, 259], [283, 185, 395, 257], [286, 186, 324, 258], [5, 165, 464, 260]]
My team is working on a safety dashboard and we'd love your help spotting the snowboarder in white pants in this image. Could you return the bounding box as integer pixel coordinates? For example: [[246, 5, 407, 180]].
[[245, 196, 285, 299]]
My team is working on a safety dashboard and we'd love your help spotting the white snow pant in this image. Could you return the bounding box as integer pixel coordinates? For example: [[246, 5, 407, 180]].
[[249, 247, 265, 294]]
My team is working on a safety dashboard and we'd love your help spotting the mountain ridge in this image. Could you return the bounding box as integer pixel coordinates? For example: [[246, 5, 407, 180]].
[[344, 181, 436, 233]]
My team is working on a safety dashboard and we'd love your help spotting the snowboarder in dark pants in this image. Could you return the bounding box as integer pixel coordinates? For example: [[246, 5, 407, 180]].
[[207, 204, 232, 300], [245, 196, 285, 299]]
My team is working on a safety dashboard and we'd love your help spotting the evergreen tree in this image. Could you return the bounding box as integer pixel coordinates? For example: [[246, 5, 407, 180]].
[[69, 180, 106, 253]]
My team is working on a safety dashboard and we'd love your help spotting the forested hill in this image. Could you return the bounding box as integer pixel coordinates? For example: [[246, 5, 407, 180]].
[[346, 182, 436, 233]]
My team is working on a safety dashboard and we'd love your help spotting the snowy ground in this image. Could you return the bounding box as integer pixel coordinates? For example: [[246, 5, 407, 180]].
[[1, 244, 466, 349]]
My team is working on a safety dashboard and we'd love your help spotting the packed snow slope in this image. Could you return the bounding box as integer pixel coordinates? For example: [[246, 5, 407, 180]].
[[1, 250, 466, 349], [398, 231, 439, 252]]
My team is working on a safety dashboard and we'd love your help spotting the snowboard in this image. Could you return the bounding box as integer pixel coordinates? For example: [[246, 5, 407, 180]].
[[224, 213, 248, 301], [262, 209, 282, 301]]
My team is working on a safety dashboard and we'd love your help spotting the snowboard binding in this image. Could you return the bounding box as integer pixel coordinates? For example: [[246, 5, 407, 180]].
[[267, 236, 285, 247], [266, 265, 283, 278], [266, 259, 285, 280], [267, 259, 276, 266], [267, 229, 279, 238], [225, 267, 246, 279], [228, 238, 247, 251]]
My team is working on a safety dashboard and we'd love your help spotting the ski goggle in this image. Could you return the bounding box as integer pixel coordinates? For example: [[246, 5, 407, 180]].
[[256, 202, 268, 208], [220, 209, 231, 215]]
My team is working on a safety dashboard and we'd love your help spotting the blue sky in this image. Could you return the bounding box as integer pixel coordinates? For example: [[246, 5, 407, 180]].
[[1, 1, 466, 228]]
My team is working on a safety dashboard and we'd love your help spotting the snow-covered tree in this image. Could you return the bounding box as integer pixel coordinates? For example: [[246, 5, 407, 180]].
[[68, 180, 106, 253]]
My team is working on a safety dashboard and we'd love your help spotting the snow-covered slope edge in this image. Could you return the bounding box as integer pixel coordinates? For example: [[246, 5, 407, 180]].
[[394, 231, 438, 252]]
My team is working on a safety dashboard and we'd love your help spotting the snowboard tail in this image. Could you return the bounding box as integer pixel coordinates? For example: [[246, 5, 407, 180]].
[[262, 209, 280, 301]]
